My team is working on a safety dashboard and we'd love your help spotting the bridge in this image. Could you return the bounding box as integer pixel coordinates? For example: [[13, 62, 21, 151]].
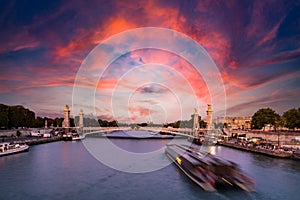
[[79, 126, 215, 138], [61, 104, 219, 139]]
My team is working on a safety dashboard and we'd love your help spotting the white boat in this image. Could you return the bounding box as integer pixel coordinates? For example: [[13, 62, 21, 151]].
[[0, 142, 29, 157]]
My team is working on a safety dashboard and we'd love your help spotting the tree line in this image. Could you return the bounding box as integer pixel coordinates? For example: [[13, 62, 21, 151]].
[[73, 116, 118, 127], [251, 107, 300, 130], [0, 104, 74, 128], [0, 104, 119, 129], [163, 114, 207, 129]]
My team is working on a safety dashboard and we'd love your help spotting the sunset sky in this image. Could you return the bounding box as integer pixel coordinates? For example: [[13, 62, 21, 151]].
[[0, 0, 299, 123]]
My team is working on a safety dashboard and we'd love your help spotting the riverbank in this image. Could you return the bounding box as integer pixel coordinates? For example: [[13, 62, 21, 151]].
[[20, 137, 62, 145], [2, 136, 63, 146], [231, 130, 300, 146], [217, 141, 296, 159]]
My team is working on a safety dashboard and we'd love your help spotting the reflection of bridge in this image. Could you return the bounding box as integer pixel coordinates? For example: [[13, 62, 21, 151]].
[[81, 126, 209, 138]]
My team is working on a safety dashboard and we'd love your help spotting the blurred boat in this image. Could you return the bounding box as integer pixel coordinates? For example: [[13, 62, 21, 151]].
[[165, 144, 255, 192]]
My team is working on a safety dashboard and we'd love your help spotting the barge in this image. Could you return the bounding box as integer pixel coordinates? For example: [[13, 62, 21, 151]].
[[0, 142, 29, 157], [165, 144, 255, 192]]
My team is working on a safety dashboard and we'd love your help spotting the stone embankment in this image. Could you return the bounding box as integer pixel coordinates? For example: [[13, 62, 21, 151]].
[[218, 141, 293, 158]]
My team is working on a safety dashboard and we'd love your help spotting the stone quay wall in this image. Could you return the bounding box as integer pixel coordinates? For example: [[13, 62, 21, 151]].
[[245, 131, 300, 146]]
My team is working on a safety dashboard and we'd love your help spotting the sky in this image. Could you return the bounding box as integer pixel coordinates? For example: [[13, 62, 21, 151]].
[[0, 0, 299, 124]]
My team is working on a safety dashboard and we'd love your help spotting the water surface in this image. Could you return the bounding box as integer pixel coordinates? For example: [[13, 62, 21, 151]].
[[0, 132, 299, 200]]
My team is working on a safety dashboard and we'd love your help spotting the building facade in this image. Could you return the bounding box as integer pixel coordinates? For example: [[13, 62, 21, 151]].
[[214, 116, 252, 130]]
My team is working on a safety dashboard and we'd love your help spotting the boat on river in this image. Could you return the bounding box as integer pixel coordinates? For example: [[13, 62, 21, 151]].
[[165, 144, 255, 192], [0, 142, 29, 157], [63, 133, 84, 141], [71, 133, 84, 141]]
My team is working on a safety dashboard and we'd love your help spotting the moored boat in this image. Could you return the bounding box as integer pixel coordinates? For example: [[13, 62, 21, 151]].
[[71, 133, 84, 141], [0, 142, 29, 157], [62, 133, 73, 141], [63, 133, 84, 141], [165, 144, 255, 192]]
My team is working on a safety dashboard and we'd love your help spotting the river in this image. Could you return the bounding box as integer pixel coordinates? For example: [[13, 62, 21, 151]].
[[0, 131, 299, 200]]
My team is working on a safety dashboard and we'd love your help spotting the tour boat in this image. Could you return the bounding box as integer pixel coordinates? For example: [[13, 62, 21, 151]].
[[165, 144, 255, 192], [0, 142, 29, 157]]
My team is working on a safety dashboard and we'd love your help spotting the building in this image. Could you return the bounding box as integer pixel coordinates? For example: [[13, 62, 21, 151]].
[[214, 116, 252, 130]]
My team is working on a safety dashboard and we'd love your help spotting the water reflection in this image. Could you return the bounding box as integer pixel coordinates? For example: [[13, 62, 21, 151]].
[[1, 137, 300, 200], [251, 153, 300, 174]]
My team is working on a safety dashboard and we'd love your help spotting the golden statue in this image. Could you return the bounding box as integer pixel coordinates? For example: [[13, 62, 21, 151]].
[[194, 108, 198, 114], [207, 104, 212, 111], [64, 105, 69, 110]]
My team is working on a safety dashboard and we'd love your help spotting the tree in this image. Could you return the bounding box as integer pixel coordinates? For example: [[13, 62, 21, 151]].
[[7, 105, 35, 128], [199, 120, 207, 128], [8, 105, 24, 128], [35, 117, 44, 128], [54, 118, 64, 127], [0, 104, 9, 128], [191, 114, 207, 129], [70, 118, 75, 127], [16, 130, 22, 137], [282, 108, 300, 130], [98, 119, 108, 127], [109, 120, 118, 127], [163, 114, 206, 129], [251, 108, 280, 130]]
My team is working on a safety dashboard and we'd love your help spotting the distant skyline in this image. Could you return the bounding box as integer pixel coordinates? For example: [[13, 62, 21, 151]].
[[0, 0, 299, 123]]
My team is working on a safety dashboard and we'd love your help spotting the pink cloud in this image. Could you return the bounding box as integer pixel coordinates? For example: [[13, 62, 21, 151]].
[[256, 17, 285, 47]]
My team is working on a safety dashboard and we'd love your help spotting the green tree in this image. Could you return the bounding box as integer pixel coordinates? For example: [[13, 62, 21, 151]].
[[25, 110, 35, 127], [109, 120, 118, 127], [8, 105, 24, 128], [98, 119, 108, 127], [0, 104, 9, 128], [251, 108, 280, 130], [199, 120, 207, 128], [74, 116, 79, 126], [8, 105, 35, 128], [173, 121, 181, 128], [16, 130, 22, 137], [191, 114, 207, 129], [70, 118, 75, 127], [35, 117, 45, 127], [54, 118, 64, 127], [282, 108, 300, 130], [164, 114, 206, 129]]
